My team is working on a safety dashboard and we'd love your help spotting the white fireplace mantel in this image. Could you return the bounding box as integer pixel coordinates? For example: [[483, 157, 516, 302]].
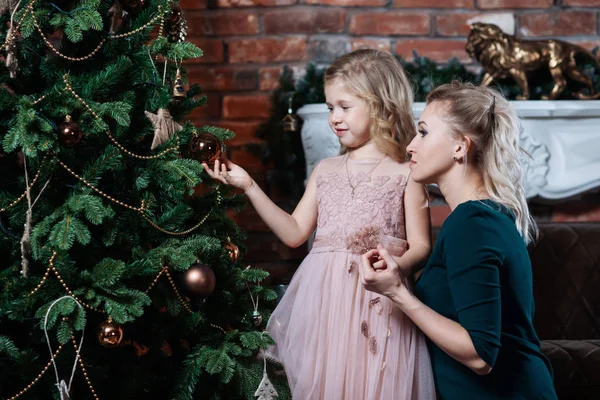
[[297, 100, 600, 200]]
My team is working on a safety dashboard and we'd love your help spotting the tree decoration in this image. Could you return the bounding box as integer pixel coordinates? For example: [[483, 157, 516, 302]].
[[224, 240, 240, 264], [281, 94, 297, 133], [43, 296, 88, 400], [187, 130, 222, 165], [165, 2, 187, 43], [245, 266, 262, 327], [57, 115, 83, 147], [172, 67, 186, 100], [251, 310, 263, 327], [255, 336, 278, 400], [183, 262, 216, 297], [97, 317, 124, 348], [145, 108, 182, 150], [107, 0, 127, 34]]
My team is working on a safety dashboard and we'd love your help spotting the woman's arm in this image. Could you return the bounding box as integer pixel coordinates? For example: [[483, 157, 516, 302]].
[[204, 159, 318, 248], [359, 245, 496, 375], [388, 277, 493, 375]]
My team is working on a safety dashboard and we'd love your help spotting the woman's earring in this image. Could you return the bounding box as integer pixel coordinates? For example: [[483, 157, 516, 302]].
[[453, 156, 457, 161]]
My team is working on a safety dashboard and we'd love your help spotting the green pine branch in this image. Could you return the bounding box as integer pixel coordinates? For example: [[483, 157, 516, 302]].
[[0, 0, 278, 397], [0, 336, 20, 359]]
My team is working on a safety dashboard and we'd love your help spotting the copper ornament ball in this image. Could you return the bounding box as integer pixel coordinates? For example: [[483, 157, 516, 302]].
[[187, 132, 222, 165], [183, 263, 216, 297], [224, 241, 240, 264], [98, 318, 124, 348], [58, 115, 83, 148]]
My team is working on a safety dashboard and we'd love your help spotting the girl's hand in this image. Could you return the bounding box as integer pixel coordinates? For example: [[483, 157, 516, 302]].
[[359, 245, 409, 301], [370, 254, 386, 271], [202, 158, 253, 192]]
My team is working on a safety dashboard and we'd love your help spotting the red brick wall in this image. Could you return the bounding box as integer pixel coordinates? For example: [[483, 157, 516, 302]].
[[180, 0, 600, 281]]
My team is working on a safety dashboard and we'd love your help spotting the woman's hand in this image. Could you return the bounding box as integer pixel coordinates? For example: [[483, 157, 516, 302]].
[[359, 245, 411, 302], [202, 158, 253, 192]]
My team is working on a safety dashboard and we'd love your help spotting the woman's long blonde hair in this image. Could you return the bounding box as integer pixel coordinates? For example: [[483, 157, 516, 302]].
[[324, 49, 414, 162], [427, 81, 537, 243]]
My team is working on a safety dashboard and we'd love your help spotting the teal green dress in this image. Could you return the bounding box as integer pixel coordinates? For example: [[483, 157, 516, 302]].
[[413, 200, 557, 400]]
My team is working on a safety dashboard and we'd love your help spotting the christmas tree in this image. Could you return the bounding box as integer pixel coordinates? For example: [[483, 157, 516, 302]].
[[0, 0, 288, 398]]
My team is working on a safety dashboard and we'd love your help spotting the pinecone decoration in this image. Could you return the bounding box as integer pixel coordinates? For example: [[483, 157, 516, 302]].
[[166, 3, 187, 43]]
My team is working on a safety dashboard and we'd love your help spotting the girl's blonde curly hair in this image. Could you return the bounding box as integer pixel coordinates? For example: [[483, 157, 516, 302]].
[[324, 49, 415, 163]]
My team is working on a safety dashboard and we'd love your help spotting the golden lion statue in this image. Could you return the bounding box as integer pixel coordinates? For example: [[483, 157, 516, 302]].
[[466, 22, 600, 100]]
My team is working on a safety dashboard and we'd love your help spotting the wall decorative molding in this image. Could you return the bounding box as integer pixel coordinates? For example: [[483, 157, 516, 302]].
[[298, 101, 600, 200]]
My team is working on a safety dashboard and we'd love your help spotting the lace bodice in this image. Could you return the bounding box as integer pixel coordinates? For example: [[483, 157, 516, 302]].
[[313, 155, 408, 254]]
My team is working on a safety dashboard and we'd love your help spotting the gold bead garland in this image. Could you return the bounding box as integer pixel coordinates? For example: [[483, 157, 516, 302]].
[[108, 12, 164, 40], [54, 156, 146, 212], [31, 94, 47, 106], [146, 266, 193, 313], [6, 344, 64, 400], [0, 155, 48, 213], [210, 324, 226, 334], [30, 251, 106, 313], [32, 257, 229, 326], [4, 148, 218, 237], [3, 1, 164, 62], [62, 74, 180, 160], [32, 256, 227, 326], [30, 256, 228, 335], [54, 154, 221, 235], [21, 252, 229, 397], [1, 1, 34, 50], [140, 191, 221, 235], [145, 267, 229, 334], [31, 15, 106, 62], [157, 7, 165, 38], [145, 268, 228, 333], [71, 335, 99, 399], [5, 334, 99, 399]]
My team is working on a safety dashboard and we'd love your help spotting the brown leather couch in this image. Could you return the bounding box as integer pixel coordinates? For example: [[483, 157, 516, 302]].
[[529, 223, 600, 400]]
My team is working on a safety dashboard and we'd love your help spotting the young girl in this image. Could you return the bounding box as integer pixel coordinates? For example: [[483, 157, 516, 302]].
[[203, 49, 436, 399]]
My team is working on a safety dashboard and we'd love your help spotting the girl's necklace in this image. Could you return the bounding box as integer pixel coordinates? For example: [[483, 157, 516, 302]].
[[345, 154, 386, 198]]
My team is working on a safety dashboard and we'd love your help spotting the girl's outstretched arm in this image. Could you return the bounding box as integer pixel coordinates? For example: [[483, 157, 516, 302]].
[[204, 159, 318, 248]]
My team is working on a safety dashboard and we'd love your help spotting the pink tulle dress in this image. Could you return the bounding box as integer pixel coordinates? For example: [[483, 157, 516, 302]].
[[266, 154, 436, 399]]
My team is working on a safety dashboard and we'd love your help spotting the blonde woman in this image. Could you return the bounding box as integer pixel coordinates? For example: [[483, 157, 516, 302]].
[[359, 82, 558, 400], [204, 49, 436, 399]]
